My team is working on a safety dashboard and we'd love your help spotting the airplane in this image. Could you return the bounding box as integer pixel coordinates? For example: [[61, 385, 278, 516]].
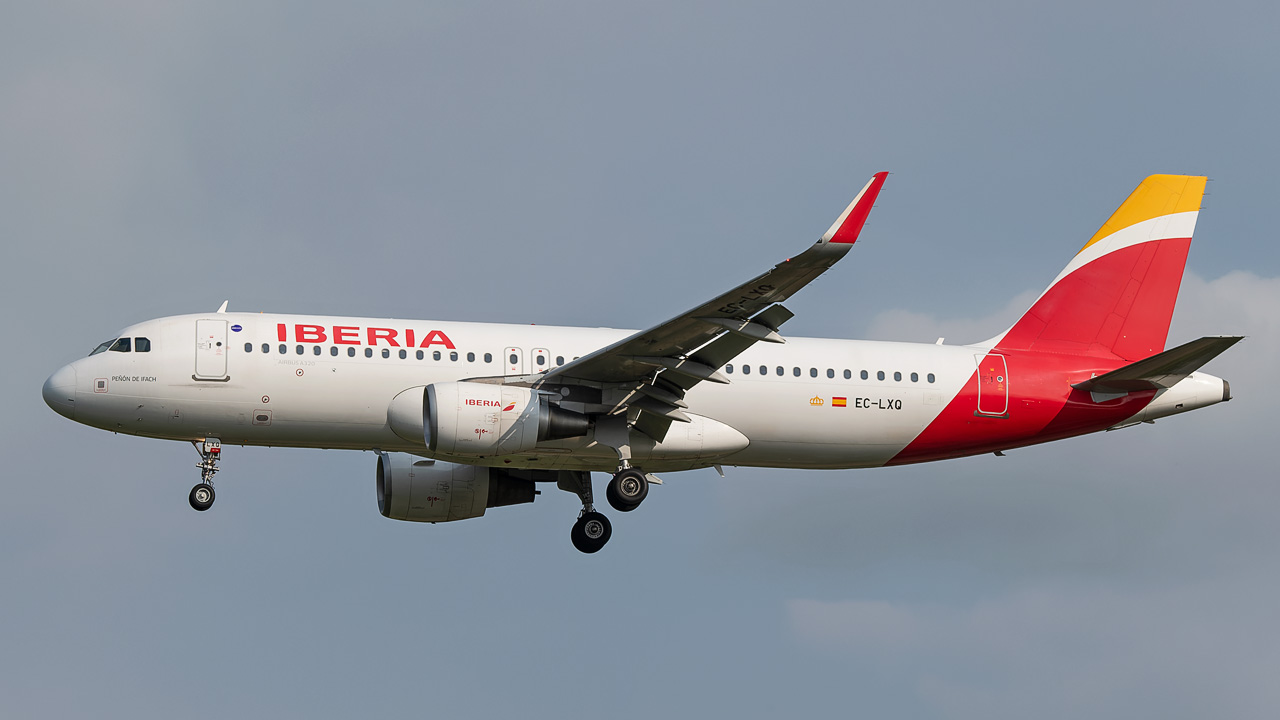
[[42, 172, 1240, 553]]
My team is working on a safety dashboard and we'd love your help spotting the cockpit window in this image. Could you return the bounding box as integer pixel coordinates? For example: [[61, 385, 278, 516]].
[[109, 337, 131, 353], [90, 340, 113, 356], [135, 337, 151, 352]]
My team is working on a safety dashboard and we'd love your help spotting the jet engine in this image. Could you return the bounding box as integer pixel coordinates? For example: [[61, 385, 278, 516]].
[[376, 452, 538, 523], [387, 382, 589, 456]]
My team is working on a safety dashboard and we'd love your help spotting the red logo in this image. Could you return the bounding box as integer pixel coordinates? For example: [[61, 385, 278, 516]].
[[279, 323, 455, 349], [502, 402, 516, 412]]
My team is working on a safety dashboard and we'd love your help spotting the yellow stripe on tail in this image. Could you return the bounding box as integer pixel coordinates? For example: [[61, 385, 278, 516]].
[[1079, 174, 1207, 253]]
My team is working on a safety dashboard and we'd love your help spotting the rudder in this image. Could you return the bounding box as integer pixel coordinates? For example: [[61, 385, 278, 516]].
[[992, 174, 1207, 362]]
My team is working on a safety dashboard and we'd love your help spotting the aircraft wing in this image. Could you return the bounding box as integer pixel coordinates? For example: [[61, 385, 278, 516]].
[[1072, 335, 1243, 394], [533, 172, 888, 440]]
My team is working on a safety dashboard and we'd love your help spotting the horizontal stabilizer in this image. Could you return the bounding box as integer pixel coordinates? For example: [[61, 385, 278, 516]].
[[1072, 336, 1243, 394]]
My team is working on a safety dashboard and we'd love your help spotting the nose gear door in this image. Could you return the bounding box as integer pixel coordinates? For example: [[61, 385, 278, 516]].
[[195, 319, 229, 379]]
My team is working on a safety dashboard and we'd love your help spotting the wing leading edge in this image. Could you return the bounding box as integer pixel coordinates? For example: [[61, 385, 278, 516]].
[[533, 171, 888, 440]]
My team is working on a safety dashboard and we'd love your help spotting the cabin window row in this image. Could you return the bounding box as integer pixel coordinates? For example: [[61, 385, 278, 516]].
[[723, 363, 935, 384], [245, 343, 569, 366]]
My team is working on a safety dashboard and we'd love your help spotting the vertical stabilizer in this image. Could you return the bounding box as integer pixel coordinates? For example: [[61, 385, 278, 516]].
[[992, 175, 1207, 361]]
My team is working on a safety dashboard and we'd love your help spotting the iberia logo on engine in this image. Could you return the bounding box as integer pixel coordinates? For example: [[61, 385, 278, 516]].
[[465, 399, 503, 407]]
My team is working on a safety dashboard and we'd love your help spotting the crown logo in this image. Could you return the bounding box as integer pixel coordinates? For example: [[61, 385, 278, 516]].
[[809, 396, 824, 406]]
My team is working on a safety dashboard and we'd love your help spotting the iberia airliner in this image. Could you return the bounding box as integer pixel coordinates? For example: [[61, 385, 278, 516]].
[[42, 173, 1239, 552]]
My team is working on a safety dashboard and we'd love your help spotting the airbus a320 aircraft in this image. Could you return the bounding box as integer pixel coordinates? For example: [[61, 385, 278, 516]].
[[43, 173, 1240, 552]]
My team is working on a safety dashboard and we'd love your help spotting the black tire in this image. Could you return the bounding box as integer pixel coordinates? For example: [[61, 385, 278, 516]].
[[570, 511, 612, 553], [606, 468, 648, 512], [189, 483, 215, 512], [605, 482, 640, 512]]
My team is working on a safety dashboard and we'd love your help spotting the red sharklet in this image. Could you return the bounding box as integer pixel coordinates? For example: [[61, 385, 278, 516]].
[[826, 171, 888, 244]]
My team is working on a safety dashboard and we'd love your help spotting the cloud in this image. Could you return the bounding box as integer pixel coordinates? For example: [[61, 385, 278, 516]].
[[862, 289, 1039, 345], [774, 268, 1280, 718]]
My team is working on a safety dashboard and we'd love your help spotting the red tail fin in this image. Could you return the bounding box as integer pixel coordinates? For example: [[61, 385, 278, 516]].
[[993, 175, 1207, 362]]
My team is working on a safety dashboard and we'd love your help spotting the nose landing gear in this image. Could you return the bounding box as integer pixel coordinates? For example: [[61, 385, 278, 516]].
[[189, 438, 221, 512]]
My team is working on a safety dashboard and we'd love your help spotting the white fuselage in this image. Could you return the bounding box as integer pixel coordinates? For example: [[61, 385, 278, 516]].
[[45, 311, 1224, 474], [51, 312, 990, 471]]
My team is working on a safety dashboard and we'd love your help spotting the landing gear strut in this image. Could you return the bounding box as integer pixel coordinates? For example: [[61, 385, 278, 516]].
[[566, 472, 612, 554], [606, 467, 649, 512], [189, 438, 221, 512]]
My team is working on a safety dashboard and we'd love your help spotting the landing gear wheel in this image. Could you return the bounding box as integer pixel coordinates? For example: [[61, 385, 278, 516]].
[[189, 483, 215, 512], [606, 468, 648, 512], [570, 511, 612, 553]]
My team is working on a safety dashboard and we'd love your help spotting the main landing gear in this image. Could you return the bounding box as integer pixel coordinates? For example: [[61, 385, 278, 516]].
[[566, 466, 653, 553], [189, 438, 221, 512], [567, 472, 611, 554], [605, 467, 649, 512]]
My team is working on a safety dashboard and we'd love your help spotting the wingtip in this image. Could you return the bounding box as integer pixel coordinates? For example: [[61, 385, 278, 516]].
[[822, 171, 889, 244]]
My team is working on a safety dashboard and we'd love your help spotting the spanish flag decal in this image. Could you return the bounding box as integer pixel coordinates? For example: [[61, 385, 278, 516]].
[[832, 397, 847, 407]]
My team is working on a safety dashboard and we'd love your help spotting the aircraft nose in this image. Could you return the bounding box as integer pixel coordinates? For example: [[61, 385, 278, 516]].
[[42, 364, 77, 420]]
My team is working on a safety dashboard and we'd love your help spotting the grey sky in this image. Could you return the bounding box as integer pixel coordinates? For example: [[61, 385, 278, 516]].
[[3, 2, 1278, 718]]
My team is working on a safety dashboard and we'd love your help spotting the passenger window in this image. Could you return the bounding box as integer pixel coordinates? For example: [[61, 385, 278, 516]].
[[726, 364, 734, 374], [383, 349, 391, 358], [109, 337, 131, 353], [861, 370, 869, 380], [894, 371, 902, 382], [877, 371, 885, 381], [365, 348, 373, 358], [759, 365, 767, 375], [827, 369, 834, 379], [416, 350, 424, 360], [911, 372, 918, 382], [467, 352, 475, 362], [347, 347, 356, 357], [810, 368, 818, 378], [556, 356, 564, 366], [536, 355, 545, 366], [279, 344, 287, 354], [792, 367, 800, 377], [742, 364, 750, 375], [843, 369, 851, 379], [485, 353, 493, 363], [450, 352, 458, 362], [313, 346, 321, 356], [135, 337, 151, 352], [399, 349, 407, 359], [776, 366, 784, 376], [295, 345, 304, 355], [261, 344, 269, 353], [434, 351, 442, 361], [244, 342, 253, 353], [927, 373, 936, 383], [330, 347, 338, 357], [509, 353, 518, 365]]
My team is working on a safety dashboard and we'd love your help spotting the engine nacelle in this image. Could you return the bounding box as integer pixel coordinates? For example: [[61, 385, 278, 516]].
[[376, 452, 537, 523], [388, 382, 589, 456]]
